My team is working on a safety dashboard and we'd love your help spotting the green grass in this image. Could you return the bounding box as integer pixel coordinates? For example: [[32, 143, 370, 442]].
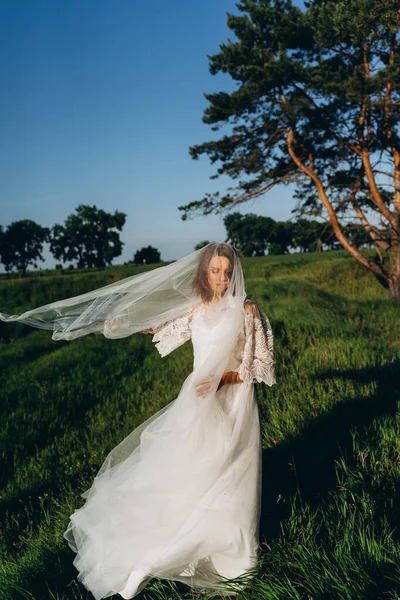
[[1, 250, 399, 600]]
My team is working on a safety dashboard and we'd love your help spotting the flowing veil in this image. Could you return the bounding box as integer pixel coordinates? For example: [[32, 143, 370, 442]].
[[0, 243, 244, 341]]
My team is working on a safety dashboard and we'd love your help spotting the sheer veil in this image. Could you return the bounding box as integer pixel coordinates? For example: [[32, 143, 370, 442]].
[[0, 242, 245, 341]]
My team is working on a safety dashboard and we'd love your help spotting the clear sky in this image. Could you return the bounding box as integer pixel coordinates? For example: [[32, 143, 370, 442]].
[[0, 0, 301, 265]]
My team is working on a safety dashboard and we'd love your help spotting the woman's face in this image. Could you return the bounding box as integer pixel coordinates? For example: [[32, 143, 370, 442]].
[[207, 256, 232, 298]]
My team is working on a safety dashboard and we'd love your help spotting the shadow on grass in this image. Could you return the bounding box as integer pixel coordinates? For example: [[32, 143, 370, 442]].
[[9, 545, 98, 600], [259, 361, 400, 543], [1, 338, 150, 487], [0, 344, 151, 561], [10, 545, 204, 600], [0, 336, 64, 373]]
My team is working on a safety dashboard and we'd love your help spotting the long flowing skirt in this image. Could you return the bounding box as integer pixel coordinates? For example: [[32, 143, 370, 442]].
[[63, 372, 262, 599]]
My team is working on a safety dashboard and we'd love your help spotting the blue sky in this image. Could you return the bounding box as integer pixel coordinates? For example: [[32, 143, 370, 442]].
[[0, 0, 302, 265]]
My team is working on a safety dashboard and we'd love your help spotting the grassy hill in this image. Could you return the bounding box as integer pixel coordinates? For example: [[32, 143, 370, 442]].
[[0, 250, 399, 599]]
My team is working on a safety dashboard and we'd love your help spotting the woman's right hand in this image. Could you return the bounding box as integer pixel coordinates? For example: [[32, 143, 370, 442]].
[[195, 375, 215, 397]]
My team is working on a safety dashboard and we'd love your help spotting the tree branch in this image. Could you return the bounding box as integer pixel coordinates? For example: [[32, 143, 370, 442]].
[[384, 36, 395, 144], [287, 128, 388, 280], [361, 149, 398, 229], [383, 36, 400, 216], [347, 174, 390, 253]]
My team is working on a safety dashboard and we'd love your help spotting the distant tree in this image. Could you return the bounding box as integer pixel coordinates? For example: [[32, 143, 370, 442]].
[[268, 243, 286, 255], [224, 212, 276, 256], [194, 240, 211, 251], [0, 220, 50, 275], [344, 223, 376, 249], [304, 220, 377, 251], [290, 219, 324, 253], [133, 245, 161, 265], [179, 0, 400, 301], [319, 222, 344, 251], [49, 205, 126, 268], [269, 221, 294, 254]]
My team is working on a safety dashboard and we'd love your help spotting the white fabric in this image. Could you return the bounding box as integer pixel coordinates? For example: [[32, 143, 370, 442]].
[[62, 298, 275, 599]]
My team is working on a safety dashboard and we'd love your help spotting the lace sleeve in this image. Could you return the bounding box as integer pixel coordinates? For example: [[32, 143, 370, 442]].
[[238, 300, 276, 386], [151, 309, 193, 357]]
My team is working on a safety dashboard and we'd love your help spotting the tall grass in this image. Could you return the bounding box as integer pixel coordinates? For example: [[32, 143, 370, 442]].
[[0, 250, 399, 599]]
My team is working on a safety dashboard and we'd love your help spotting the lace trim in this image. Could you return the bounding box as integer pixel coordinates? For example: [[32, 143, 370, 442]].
[[152, 310, 193, 357], [238, 311, 276, 386]]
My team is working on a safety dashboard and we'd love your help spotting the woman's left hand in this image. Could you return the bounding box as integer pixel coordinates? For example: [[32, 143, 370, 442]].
[[195, 375, 215, 397]]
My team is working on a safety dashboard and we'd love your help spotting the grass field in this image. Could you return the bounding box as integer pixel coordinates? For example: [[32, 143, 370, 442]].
[[1, 250, 399, 600]]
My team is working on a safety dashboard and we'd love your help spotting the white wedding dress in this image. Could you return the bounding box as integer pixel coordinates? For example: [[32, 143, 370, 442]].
[[63, 300, 275, 599]]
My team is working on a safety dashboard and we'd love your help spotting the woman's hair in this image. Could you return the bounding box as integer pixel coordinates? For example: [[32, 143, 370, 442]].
[[192, 242, 238, 303]]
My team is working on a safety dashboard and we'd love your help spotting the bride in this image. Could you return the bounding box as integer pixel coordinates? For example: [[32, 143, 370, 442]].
[[0, 242, 276, 599]]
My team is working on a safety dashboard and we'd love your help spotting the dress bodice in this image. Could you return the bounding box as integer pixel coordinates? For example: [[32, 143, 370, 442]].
[[190, 306, 246, 374], [152, 299, 275, 387]]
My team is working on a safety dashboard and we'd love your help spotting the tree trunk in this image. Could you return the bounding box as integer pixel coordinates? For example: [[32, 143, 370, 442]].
[[387, 243, 400, 302]]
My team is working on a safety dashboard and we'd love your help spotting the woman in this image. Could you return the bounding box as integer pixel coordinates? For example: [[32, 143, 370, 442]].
[[0, 242, 275, 599]]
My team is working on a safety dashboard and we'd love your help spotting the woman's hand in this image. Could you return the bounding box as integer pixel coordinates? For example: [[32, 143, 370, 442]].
[[195, 375, 215, 397]]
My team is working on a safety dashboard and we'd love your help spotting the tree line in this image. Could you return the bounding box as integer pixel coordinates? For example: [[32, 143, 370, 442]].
[[0, 205, 158, 274], [220, 213, 381, 256], [0, 202, 380, 275]]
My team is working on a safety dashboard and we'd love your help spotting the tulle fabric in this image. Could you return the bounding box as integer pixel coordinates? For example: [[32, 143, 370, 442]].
[[63, 303, 263, 599]]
